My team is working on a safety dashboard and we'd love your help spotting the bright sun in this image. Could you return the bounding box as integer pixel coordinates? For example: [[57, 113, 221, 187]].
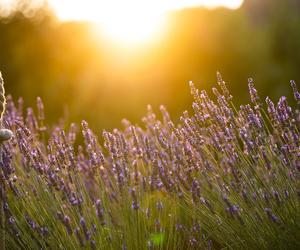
[[49, 0, 243, 45], [97, 2, 166, 45]]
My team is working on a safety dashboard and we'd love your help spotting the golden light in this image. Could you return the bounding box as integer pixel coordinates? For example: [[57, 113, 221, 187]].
[[49, 0, 244, 45], [97, 2, 166, 45]]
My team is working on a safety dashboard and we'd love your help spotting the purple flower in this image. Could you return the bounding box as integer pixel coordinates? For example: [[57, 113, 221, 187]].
[[290, 80, 300, 103], [248, 78, 260, 107]]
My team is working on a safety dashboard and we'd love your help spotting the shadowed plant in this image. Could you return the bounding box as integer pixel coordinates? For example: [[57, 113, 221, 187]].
[[0, 72, 13, 250], [0, 72, 299, 249], [0, 72, 13, 142]]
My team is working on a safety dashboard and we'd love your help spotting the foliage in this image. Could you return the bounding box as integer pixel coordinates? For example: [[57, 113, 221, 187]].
[[0, 75, 299, 249], [1, 1, 300, 129]]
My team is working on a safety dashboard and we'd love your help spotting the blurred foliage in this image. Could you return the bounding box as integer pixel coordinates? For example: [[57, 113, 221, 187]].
[[0, 0, 300, 130]]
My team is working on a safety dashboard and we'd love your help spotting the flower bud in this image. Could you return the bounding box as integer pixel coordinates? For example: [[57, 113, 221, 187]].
[[0, 128, 13, 142]]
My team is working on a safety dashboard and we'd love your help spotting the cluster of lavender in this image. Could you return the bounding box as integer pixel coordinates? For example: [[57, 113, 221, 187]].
[[0, 75, 299, 249]]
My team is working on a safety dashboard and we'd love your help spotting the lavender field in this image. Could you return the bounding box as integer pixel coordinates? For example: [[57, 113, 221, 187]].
[[0, 72, 299, 249]]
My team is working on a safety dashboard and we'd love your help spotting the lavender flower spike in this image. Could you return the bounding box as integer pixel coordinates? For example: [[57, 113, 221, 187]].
[[216, 71, 232, 101], [290, 80, 300, 103], [248, 77, 260, 107]]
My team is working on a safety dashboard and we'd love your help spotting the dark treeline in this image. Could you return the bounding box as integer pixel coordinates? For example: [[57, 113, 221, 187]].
[[0, 0, 300, 130]]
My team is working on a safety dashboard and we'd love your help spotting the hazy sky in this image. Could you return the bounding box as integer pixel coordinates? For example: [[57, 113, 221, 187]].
[[0, 0, 244, 19], [51, 0, 243, 20]]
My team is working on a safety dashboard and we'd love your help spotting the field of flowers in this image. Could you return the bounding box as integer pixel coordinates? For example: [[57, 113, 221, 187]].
[[0, 72, 299, 249]]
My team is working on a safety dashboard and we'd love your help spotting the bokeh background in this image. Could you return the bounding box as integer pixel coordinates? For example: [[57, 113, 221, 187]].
[[0, 0, 300, 131]]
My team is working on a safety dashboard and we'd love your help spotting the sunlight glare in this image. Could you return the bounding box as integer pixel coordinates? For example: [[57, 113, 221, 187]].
[[98, 2, 166, 45], [49, 0, 244, 45], [51, 0, 167, 45]]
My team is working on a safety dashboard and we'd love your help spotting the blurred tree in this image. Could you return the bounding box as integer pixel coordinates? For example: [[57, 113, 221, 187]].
[[0, 1, 299, 130]]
